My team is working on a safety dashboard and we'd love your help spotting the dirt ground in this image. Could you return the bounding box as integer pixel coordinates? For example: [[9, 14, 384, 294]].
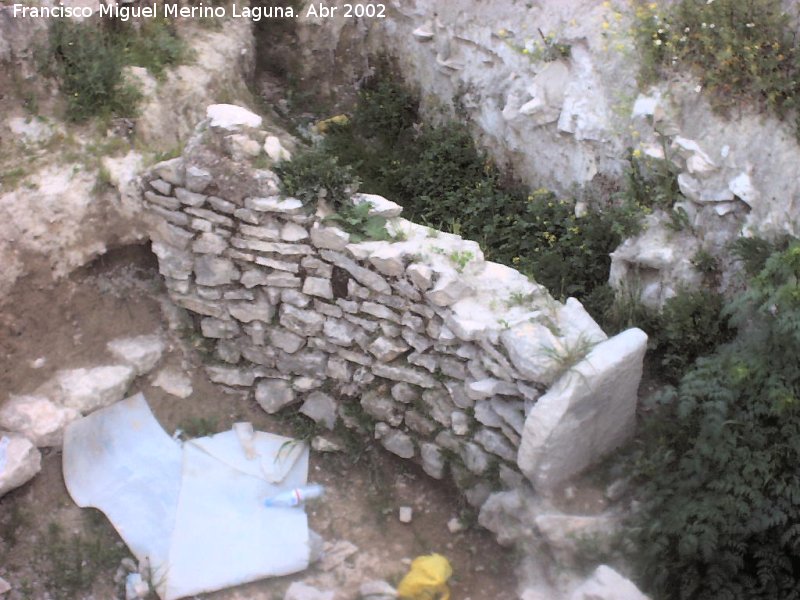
[[0, 244, 518, 600]]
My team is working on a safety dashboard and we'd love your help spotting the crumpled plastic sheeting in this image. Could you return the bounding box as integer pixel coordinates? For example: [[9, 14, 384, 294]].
[[62, 393, 311, 600]]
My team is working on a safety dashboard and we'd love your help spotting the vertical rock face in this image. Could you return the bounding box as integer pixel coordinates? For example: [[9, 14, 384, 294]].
[[142, 107, 647, 501]]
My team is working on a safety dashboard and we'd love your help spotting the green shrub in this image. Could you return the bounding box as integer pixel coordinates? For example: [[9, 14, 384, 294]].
[[652, 290, 734, 382], [628, 241, 800, 599], [324, 201, 391, 242], [44, 17, 187, 122], [634, 0, 800, 134], [45, 19, 140, 122], [121, 18, 188, 79], [274, 145, 359, 207]]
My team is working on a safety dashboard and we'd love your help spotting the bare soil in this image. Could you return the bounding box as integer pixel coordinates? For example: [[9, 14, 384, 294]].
[[0, 245, 518, 599]]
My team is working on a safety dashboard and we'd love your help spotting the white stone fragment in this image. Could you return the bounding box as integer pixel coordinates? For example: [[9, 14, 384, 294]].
[[398, 506, 413, 523], [303, 277, 333, 300], [281, 222, 309, 242], [728, 172, 760, 207], [0, 432, 41, 497], [0, 395, 80, 447], [206, 104, 263, 131], [569, 565, 650, 600], [42, 366, 136, 413], [310, 224, 350, 250], [284, 581, 335, 600], [151, 367, 193, 398], [107, 334, 165, 376], [517, 329, 648, 492], [426, 275, 473, 307], [351, 193, 403, 218], [255, 379, 296, 414], [264, 135, 292, 162], [300, 392, 338, 430]]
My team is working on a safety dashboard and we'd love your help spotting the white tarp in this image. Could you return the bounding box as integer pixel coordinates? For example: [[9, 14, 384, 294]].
[[62, 393, 311, 600]]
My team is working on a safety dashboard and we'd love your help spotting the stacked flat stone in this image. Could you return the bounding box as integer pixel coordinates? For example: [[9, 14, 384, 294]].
[[143, 106, 646, 502]]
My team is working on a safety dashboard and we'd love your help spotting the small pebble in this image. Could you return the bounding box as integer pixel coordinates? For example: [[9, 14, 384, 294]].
[[447, 517, 464, 533], [398, 506, 413, 523]]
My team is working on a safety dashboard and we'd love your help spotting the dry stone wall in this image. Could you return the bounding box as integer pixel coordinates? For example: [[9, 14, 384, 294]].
[[142, 105, 647, 502]]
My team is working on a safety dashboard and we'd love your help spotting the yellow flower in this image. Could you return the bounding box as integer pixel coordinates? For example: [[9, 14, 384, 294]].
[[632, 148, 642, 158], [602, 21, 610, 30]]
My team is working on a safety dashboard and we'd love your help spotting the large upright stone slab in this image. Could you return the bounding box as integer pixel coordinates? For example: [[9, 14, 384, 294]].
[[517, 328, 647, 492]]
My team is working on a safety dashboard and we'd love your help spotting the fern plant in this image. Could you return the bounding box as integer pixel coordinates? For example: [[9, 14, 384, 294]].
[[628, 241, 800, 599]]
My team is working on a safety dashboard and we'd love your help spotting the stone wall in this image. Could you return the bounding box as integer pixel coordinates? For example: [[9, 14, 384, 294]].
[[142, 105, 647, 504]]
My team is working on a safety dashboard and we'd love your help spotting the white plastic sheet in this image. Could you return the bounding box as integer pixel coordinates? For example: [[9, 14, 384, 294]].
[[63, 394, 311, 599]]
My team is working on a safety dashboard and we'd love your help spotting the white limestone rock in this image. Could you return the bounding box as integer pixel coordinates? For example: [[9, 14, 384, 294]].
[[206, 104, 263, 131], [0, 432, 41, 497], [570, 565, 650, 600], [303, 277, 333, 300], [368, 336, 410, 362], [184, 165, 212, 193], [406, 263, 433, 291], [351, 193, 403, 218], [281, 221, 309, 242], [284, 582, 335, 600], [205, 365, 256, 387], [264, 135, 292, 162], [300, 392, 338, 430], [255, 379, 296, 414], [518, 329, 647, 492], [420, 442, 445, 479], [151, 367, 193, 398], [535, 513, 620, 565], [194, 255, 239, 287], [369, 244, 406, 277], [426, 275, 473, 307], [0, 395, 81, 447], [374, 423, 415, 458], [360, 391, 403, 427], [310, 224, 350, 250], [41, 366, 136, 413], [107, 334, 165, 376]]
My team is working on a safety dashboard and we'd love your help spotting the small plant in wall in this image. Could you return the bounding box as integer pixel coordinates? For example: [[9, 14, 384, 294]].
[[324, 201, 391, 243], [448, 250, 474, 273]]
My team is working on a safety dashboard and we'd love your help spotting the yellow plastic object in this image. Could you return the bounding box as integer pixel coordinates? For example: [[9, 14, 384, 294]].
[[315, 114, 350, 133], [397, 553, 453, 600]]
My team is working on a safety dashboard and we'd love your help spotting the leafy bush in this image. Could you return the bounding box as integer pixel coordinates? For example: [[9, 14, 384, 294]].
[[652, 290, 734, 382], [274, 145, 359, 207], [324, 201, 391, 242], [45, 19, 140, 122], [628, 241, 800, 599], [634, 0, 800, 134], [44, 17, 187, 122]]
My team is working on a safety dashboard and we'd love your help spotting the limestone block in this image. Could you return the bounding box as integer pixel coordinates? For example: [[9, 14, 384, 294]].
[[206, 103, 263, 131], [360, 390, 403, 427], [283, 289, 312, 308], [194, 255, 239, 286], [41, 366, 136, 413], [303, 277, 333, 300], [276, 350, 328, 377], [518, 329, 647, 492], [404, 410, 437, 436], [406, 263, 433, 291], [279, 304, 325, 337], [425, 275, 473, 307], [319, 250, 391, 294], [462, 442, 490, 474], [368, 337, 410, 362], [175, 187, 207, 207], [369, 244, 406, 277], [145, 190, 180, 210], [240, 222, 282, 240], [244, 196, 305, 214], [152, 367, 193, 398], [570, 565, 650, 600], [152, 242, 193, 280], [106, 334, 165, 376], [264, 135, 292, 162], [0, 432, 41, 497], [184, 165, 212, 193], [204, 365, 256, 387], [255, 379, 296, 414], [475, 428, 516, 461], [374, 423, 414, 459], [200, 317, 240, 339], [535, 513, 620, 566], [0, 395, 80, 447], [281, 221, 309, 242], [300, 392, 338, 430], [499, 321, 562, 385], [152, 157, 184, 186], [193, 232, 228, 255], [420, 442, 445, 479], [310, 224, 350, 250], [229, 297, 275, 323], [283, 581, 334, 600], [351, 193, 403, 217]]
